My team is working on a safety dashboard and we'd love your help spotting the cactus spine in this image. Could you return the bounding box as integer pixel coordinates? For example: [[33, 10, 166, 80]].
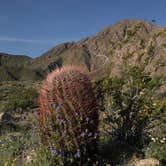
[[38, 65, 98, 164]]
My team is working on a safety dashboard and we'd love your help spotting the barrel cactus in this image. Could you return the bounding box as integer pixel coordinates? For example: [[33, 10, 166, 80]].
[[38, 65, 99, 164]]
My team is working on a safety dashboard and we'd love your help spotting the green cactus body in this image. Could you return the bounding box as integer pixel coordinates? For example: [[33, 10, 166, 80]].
[[38, 65, 98, 164]]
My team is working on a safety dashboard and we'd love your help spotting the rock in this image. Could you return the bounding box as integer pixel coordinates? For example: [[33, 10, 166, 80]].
[[128, 158, 161, 166]]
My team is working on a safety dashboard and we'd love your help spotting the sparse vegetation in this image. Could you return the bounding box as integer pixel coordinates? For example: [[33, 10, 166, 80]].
[[0, 19, 166, 165], [94, 65, 166, 164], [5, 87, 38, 111]]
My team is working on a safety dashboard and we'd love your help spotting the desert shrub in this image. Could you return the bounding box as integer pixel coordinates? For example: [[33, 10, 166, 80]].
[[142, 98, 166, 162], [144, 141, 166, 162], [0, 132, 36, 166], [5, 87, 38, 111], [143, 99, 166, 140], [0, 112, 45, 166], [0, 87, 38, 134], [147, 43, 155, 55], [95, 66, 165, 148]]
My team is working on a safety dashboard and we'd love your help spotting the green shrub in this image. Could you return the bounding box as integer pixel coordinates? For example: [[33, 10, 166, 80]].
[[95, 66, 165, 148], [0, 87, 38, 134], [144, 141, 166, 161], [4, 87, 38, 111]]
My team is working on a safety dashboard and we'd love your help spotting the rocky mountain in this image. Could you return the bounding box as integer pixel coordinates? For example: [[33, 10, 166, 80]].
[[0, 19, 166, 81]]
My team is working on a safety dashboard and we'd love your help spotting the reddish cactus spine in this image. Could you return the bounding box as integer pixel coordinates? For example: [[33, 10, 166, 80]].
[[38, 65, 98, 164]]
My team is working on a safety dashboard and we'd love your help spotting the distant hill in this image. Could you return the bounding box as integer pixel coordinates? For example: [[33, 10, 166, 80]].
[[0, 19, 166, 81], [0, 53, 43, 81]]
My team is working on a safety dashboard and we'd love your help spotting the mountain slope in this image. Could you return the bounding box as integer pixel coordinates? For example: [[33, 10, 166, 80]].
[[31, 19, 166, 78], [0, 53, 45, 81], [0, 19, 166, 81], [0, 53, 31, 81]]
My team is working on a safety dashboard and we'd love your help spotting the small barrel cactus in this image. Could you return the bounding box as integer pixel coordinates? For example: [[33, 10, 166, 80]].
[[38, 65, 98, 164]]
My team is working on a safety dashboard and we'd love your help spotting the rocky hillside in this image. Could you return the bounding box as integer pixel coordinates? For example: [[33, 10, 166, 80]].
[[0, 19, 166, 81], [0, 53, 42, 81]]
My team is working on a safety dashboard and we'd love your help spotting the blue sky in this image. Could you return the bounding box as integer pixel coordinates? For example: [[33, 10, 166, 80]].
[[0, 0, 165, 57]]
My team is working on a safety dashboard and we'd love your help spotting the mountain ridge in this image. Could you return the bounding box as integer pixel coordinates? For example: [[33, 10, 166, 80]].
[[0, 19, 166, 81]]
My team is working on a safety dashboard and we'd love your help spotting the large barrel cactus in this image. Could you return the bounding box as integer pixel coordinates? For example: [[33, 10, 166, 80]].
[[38, 65, 98, 164]]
